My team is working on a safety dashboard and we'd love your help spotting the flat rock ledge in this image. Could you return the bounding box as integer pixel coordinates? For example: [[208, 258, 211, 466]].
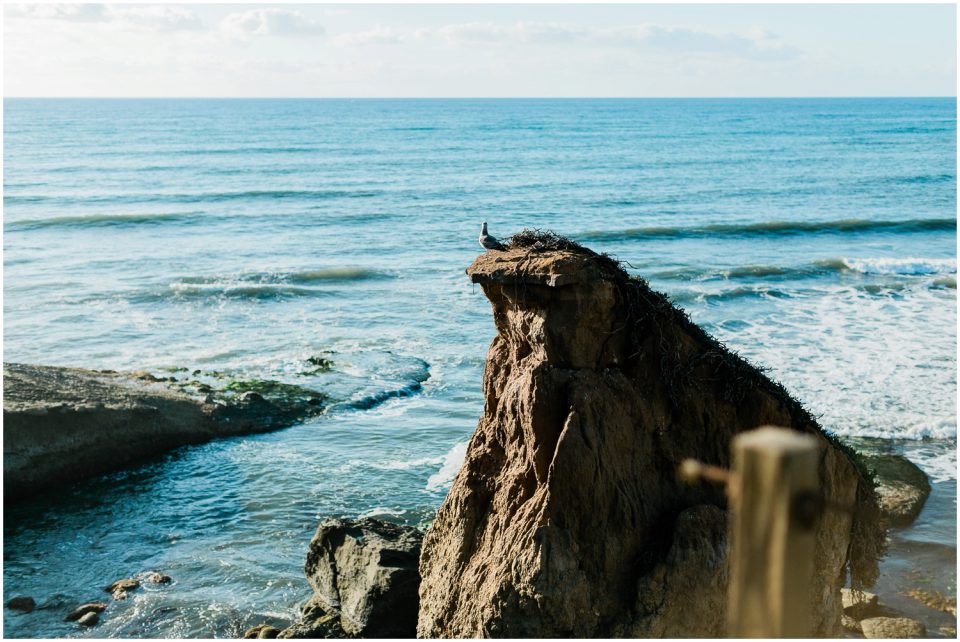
[[3, 363, 324, 502]]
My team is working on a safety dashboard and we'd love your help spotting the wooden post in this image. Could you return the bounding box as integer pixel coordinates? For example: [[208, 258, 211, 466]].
[[727, 426, 820, 638]]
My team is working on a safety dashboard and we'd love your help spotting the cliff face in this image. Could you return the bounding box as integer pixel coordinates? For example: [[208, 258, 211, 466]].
[[417, 244, 882, 638]]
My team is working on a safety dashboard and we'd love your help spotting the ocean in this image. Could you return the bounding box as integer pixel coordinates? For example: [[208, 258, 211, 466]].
[[3, 98, 956, 637]]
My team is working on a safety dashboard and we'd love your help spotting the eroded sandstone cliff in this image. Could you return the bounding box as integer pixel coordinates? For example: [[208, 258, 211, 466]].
[[417, 237, 882, 638]]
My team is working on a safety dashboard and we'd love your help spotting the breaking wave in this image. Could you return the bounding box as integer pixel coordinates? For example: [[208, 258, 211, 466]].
[[175, 268, 389, 286], [583, 217, 956, 242], [653, 257, 956, 283], [5, 211, 206, 231], [4, 189, 381, 208]]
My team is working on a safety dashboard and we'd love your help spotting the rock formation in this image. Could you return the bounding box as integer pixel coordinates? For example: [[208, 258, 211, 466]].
[[274, 518, 422, 639], [3, 363, 328, 502], [860, 616, 927, 639], [863, 452, 932, 527], [417, 235, 883, 638]]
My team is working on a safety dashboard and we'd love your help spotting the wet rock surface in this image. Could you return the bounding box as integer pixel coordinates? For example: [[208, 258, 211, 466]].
[[417, 243, 883, 638]]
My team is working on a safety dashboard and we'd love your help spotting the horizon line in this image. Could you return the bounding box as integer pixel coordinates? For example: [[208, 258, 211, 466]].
[[4, 95, 958, 100]]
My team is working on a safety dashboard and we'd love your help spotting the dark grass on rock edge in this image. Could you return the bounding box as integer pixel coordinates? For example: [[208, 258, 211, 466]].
[[505, 228, 886, 588]]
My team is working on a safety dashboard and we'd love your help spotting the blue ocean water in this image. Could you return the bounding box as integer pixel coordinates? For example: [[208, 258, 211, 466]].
[[3, 98, 957, 637]]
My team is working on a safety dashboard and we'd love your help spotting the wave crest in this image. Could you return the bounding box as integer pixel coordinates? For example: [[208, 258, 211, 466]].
[[584, 217, 956, 242]]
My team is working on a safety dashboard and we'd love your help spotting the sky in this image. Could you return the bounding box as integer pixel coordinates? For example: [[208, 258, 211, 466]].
[[2, 2, 957, 97]]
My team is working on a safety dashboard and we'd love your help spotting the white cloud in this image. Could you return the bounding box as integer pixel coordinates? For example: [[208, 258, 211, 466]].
[[7, 3, 108, 22], [220, 8, 325, 38], [114, 6, 203, 33], [331, 24, 403, 47], [431, 21, 585, 46], [6, 4, 203, 32], [415, 20, 800, 61]]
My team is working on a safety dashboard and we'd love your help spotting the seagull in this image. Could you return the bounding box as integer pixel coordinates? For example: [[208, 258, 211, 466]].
[[479, 221, 506, 251]]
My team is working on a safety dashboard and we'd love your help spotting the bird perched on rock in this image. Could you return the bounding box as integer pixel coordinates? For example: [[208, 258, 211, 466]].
[[479, 222, 506, 251]]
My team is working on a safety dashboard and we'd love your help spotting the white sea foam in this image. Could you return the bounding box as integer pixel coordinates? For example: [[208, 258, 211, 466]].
[[359, 507, 407, 519], [700, 280, 957, 450], [840, 257, 957, 276], [426, 441, 469, 492], [913, 448, 959, 484], [369, 455, 445, 471]]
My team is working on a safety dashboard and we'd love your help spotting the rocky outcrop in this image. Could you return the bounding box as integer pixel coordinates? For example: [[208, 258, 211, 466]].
[[277, 518, 422, 639], [417, 239, 883, 638], [64, 602, 107, 622], [864, 453, 932, 527], [860, 616, 927, 638], [6, 596, 36, 613], [3, 363, 328, 502]]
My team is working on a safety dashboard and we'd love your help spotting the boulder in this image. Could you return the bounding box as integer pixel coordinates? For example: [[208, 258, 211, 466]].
[[286, 518, 422, 638], [6, 596, 36, 613], [841, 587, 879, 619], [860, 616, 926, 638], [145, 572, 173, 584], [417, 240, 884, 638], [65, 602, 107, 622], [864, 454, 931, 527], [244, 624, 281, 639], [276, 596, 346, 639], [77, 611, 100, 626], [106, 578, 140, 594]]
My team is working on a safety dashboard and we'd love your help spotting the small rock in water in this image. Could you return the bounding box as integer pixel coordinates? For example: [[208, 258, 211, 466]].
[[841, 587, 879, 619], [78, 611, 100, 626], [6, 596, 36, 613], [243, 624, 280, 639], [65, 602, 107, 622], [144, 572, 173, 584], [112, 589, 128, 600], [860, 617, 926, 639], [105, 578, 141, 594]]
